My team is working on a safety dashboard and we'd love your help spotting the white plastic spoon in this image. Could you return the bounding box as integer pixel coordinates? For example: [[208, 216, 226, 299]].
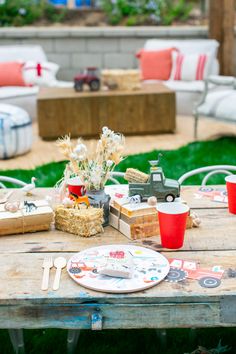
[[53, 257, 67, 291]]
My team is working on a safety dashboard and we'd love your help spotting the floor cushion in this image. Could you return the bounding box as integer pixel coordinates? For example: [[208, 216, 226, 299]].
[[0, 103, 32, 159]]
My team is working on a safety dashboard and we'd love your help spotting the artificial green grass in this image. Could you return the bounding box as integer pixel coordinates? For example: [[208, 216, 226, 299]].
[[1, 328, 236, 354], [1, 137, 236, 353], [1, 137, 236, 186]]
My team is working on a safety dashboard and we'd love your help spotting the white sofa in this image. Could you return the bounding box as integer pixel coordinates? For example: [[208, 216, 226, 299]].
[[0, 45, 73, 120], [143, 39, 220, 115]]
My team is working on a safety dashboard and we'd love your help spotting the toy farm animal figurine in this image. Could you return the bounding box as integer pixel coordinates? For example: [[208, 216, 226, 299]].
[[126, 159, 180, 202], [74, 67, 100, 92], [69, 192, 90, 207], [22, 177, 37, 196], [24, 201, 37, 213]]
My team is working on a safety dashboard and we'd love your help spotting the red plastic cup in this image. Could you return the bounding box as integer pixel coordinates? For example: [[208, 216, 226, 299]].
[[67, 177, 85, 198], [157, 202, 189, 249], [225, 175, 236, 214]]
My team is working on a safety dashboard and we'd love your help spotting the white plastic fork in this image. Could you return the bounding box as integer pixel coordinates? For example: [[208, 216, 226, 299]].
[[41, 256, 53, 291]]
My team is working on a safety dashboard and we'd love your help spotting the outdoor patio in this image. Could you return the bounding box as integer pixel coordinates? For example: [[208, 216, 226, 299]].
[[0, 1, 236, 354], [1, 115, 236, 170]]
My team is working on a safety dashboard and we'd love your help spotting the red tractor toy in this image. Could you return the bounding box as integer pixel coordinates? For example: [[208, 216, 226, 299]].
[[74, 67, 100, 92]]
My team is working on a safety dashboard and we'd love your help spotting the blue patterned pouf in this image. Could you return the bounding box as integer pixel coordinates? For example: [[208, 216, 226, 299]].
[[0, 104, 32, 159]]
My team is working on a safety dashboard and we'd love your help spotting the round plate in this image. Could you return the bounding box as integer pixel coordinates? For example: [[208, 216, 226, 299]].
[[67, 244, 170, 293]]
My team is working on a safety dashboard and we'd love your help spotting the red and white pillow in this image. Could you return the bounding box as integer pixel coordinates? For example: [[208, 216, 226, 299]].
[[170, 52, 211, 81], [22, 61, 59, 87]]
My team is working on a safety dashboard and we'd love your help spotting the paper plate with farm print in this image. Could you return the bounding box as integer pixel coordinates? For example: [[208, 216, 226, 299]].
[[67, 244, 170, 293]]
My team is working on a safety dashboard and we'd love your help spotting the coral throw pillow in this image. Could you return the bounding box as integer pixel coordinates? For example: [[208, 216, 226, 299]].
[[23, 61, 59, 87], [0, 62, 26, 87], [136, 48, 176, 81], [170, 52, 211, 81]]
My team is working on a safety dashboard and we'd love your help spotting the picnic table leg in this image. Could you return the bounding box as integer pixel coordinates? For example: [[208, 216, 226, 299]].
[[67, 329, 81, 354], [189, 328, 197, 346], [8, 329, 25, 354], [155, 329, 167, 350]]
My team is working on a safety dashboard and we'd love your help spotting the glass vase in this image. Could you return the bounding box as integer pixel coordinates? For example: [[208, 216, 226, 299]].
[[86, 189, 111, 226]]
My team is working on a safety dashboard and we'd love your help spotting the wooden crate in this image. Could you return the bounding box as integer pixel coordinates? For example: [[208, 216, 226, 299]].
[[37, 84, 176, 139]]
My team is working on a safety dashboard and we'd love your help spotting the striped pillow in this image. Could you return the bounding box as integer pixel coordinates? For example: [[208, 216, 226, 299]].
[[170, 52, 211, 81]]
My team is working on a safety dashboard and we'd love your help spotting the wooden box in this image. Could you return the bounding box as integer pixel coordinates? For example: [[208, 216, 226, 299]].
[[0, 200, 53, 236], [109, 203, 194, 240]]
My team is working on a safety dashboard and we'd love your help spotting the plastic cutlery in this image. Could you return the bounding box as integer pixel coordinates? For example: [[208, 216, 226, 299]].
[[53, 257, 67, 291], [41, 256, 53, 291]]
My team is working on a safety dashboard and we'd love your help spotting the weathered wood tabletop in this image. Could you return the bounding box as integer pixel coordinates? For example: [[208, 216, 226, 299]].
[[0, 186, 235, 330]]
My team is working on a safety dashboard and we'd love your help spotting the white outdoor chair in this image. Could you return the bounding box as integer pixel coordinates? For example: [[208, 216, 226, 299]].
[[178, 165, 236, 185], [193, 75, 236, 139], [109, 166, 236, 186], [0, 176, 26, 189]]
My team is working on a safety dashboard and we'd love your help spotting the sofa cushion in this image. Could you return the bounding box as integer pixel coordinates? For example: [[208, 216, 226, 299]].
[[144, 39, 219, 76], [197, 89, 236, 121], [143, 80, 205, 93], [0, 86, 39, 99], [0, 45, 47, 63], [136, 48, 176, 81], [144, 39, 219, 56], [0, 62, 26, 87]]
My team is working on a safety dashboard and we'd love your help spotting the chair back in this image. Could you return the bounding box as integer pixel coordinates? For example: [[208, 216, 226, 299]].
[[0, 45, 47, 63], [178, 165, 236, 185]]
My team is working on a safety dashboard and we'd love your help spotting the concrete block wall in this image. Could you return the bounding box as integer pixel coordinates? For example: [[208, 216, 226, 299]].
[[0, 26, 227, 81]]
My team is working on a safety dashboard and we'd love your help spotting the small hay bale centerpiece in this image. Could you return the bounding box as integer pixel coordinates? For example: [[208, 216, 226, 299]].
[[56, 127, 125, 226], [55, 205, 103, 237]]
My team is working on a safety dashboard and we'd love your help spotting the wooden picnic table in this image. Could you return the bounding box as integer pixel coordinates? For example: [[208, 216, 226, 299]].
[[0, 185, 235, 343]]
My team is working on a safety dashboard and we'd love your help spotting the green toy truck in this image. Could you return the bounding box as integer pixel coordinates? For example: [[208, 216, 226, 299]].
[[129, 166, 180, 202]]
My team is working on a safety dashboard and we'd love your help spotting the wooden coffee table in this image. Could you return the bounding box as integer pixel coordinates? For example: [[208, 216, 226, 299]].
[[37, 84, 176, 139]]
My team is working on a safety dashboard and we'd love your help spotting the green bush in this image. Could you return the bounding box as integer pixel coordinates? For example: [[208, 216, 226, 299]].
[[0, 0, 66, 27], [101, 0, 193, 26]]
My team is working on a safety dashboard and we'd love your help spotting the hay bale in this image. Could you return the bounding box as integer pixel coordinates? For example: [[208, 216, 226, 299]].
[[55, 206, 103, 237], [102, 69, 141, 91], [124, 168, 149, 183]]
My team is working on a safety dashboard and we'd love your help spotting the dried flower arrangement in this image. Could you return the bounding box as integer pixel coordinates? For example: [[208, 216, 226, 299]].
[[57, 127, 125, 191]]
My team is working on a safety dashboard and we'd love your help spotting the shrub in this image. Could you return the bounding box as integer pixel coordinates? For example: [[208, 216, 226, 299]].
[[101, 0, 193, 26], [0, 0, 66, 27]]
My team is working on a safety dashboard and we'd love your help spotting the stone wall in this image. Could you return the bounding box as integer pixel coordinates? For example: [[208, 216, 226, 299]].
[[0, 26, 232, 80]]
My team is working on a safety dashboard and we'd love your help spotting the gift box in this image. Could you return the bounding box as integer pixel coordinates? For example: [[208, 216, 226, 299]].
[[112, 200, 157, 217], [0, 200, 54, 236], [55, 205, 103, 237], [110, 202, 159, 240], [110, 202, 194, 240]]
